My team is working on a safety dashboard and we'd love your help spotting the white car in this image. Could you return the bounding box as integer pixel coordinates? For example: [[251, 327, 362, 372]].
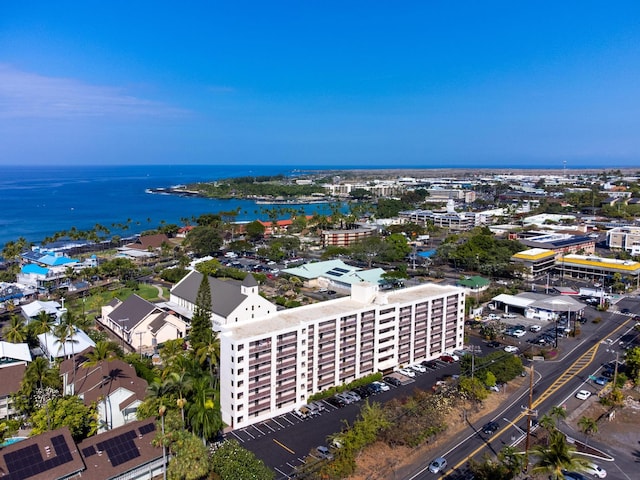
[[504, 346, 519, 353], [503, 313, 516, 319], [511, 329, 526, 338], [397, 368, 416, 378], [530, 325, 542, 332], [575, 390, 592, 400], [372, 381, 390, 392], [585, 462, 607, 478], [409, 364, 426, 373]]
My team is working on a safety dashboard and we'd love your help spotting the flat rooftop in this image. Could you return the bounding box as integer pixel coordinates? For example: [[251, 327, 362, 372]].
[[223, 282, 463, 341]]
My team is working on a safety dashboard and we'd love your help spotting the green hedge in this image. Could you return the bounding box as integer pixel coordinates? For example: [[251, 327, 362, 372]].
[[308, 372, 383, 401]]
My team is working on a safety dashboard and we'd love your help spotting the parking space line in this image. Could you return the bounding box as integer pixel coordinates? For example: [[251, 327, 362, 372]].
[[274, 466, 289, 478], [282, 414, 295, 425], [262, 421, 276, 433], [252, 424, 265, 436], [272, 417, 285, 429], [229, 431, 246, 443]]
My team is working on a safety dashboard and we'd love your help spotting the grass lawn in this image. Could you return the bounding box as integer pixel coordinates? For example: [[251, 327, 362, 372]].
[[67, 283, 166, 316]]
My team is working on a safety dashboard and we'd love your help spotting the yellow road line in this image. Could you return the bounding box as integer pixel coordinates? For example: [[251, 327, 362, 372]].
[[444, 317, 632, 476], [273, 438, 296, 455]]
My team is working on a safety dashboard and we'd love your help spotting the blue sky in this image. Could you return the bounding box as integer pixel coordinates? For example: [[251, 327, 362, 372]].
[[1, 1, 640, 168]]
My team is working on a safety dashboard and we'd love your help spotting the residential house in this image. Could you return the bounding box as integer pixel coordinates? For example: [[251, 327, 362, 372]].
[[0, 420, 163, 480], [0, 363, 26, 420], [170, 271, 277, 331], [37, 328, 96, 362], [60, 351, 148, 432], [0, 427, 85, 480], [76, 418, 164, 480], [99, 294, 188, 353], [21, 299, 62, 323]]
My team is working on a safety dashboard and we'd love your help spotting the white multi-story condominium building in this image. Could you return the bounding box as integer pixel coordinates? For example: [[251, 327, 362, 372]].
[[606, 226, 640, 255], [219, 281, 465, 429]]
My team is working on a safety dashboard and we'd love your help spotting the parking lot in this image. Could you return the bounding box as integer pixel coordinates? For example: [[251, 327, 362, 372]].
[[234, 356, 465, 477]]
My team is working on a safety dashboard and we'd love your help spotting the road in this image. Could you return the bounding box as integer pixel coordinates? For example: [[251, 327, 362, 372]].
[[406, 310, 637, 480]]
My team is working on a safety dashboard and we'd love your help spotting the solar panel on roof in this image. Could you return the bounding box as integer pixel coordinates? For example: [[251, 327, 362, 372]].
[[82, 445, 97, 457], [96, 429, 140, 467], [326, 270, 343, 277], [2, 435, 74, 480], [334, 267, 350, 273], [138, 423, 156, 435]]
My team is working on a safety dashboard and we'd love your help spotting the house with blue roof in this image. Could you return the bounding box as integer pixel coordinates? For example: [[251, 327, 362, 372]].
[[17, 247, 80, 292], [282, 259, 389, 291]]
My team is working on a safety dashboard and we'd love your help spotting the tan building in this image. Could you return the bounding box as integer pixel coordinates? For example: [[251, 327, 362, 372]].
[[321, 224, 377, 247], [606, 226, 640, 255]]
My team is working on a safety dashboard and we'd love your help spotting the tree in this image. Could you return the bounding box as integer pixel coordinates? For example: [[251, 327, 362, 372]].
[[498, 445, 525, 478], [2, 315, 27, 343], [531, 430, 589, 480], [195, 333, 220, 384], [185, 225, 223, 257], [29, 310, 56, 337], [458, 376, 489, 402], [577, 416, 598, 445], [166, 430, 212, 480], [550, 405, 567, 429], [167, 371, 193, 424], [245, 220, 266, 241], [19, 356, 60, 398], [31, 396, 97, 441], [187, 377, 222, 443], [210, 439, 275, 480], [55, 310, 81, 385], [625, 346, 640, 383], [189, 274, 213, 349], [382, 233, 412, 262]]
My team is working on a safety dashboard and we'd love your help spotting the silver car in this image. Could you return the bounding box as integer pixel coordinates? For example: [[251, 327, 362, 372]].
[[428, 457, 447, 473]]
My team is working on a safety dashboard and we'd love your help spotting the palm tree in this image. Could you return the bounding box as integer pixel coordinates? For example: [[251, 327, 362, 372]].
[[531, 430, 590, 480], [54, 311, 81, 385], [187, 377, 221, 443], [84, 341, 119, 365], [22, 357, 59, 397], [167, 371, 193, 424], [550, 405, 567, 429], [3, 315, 27, 343], [577, 416, 598, 445], [29, 310, 56, 338], [498, 445, 525, 477], [195, 334, 221, 385]]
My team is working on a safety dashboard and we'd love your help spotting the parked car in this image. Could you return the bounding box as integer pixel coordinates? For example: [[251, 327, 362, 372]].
[[439, 355, 456, 363], [421, 360, 439, 369], [482, 421, 499, 434], [409, 363, 427, 373], [504, 345, 519, 353], [584, 462, 607, 478], [594, 376, 609, 386], [326, 396, 346, 408], [575, 390, 592, 400], [529, 325, 542, 332], [316, 445, 334, 461], [487, 341, 501, 348], [511, 329, 526, 338], [428, 457, 447, 473], [397, 367, 416, 378], [371, 380, 390, 392], [384, 376, 402, 387], [562, 471, 588, 480], [335, 392, 355, 404], [503, 313, 516, 319], [343, 390, 362, 402]]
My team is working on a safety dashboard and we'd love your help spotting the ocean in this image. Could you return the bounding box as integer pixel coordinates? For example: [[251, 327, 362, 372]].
[[0, 164, 341, 250]]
